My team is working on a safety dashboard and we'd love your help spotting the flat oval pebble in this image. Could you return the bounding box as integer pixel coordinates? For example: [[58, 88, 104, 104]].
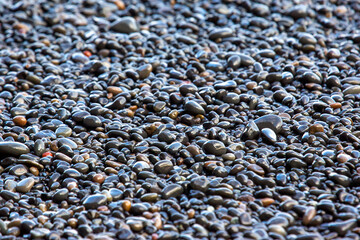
[[161, 184, 183, 199], [202, 140, 226, 156], [0, 142, 30, 156], [83, 194, 107, 209]]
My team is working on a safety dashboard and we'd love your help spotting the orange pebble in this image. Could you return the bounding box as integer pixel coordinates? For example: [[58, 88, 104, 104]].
[[83, 50, 92, 57], [122, 200, 131, 212], [115, 0, 125, 10], [93, 174, 105, 184], [261, 198, 275, 207], [330, 102, 342, 109], [42, 152, 53, 158], [129, 105, 138, 111]]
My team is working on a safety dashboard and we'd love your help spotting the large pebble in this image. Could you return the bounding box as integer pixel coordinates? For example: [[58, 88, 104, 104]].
[[110, 17, 139, 33], [202, 140, 226, 156], [254, 115, 283, 133], [83, 194, 107, 209], [0, 142, 30, 156]]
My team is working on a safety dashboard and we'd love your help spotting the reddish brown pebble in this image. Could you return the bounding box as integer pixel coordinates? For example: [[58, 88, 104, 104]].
[[337, 153, 352, 163], [261, 198, 275, 207], [107, 86, 122, 95], [330, 103, 342, 109], [309, 123, 324, 134], [97, 206, 109, 211], [122, 200, 131, 212], [68, 218, 77, 228], [187, 209, 195, 219], [93, 174, 105, 184], [13, 116, 27, 127], [152, 233, 158, 240], [247, 164, 265, 176]]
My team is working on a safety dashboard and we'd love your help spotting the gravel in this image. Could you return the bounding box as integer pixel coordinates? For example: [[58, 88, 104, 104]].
[[0, 0, 360, 239]]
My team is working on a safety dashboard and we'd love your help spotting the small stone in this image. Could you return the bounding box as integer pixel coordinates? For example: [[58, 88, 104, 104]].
[[93, 174, 105, 184], [242, 121, 260, 140], [127, 220, 143, 232], [83, 116, 102, 128], [343, 86, 360, 95], [83, 194, 107, 209], [184, 100, 205, 115], [190, 176, 209, 192], [13, 116, 27, 127], [209, 28, 233, 40], [261, 198, 275, 207], [261, 128, 277, 144], [254, 115, 283, 133], [9, 165, 28, 176], [138, 64, 152, 79], [309, 124, 324, 134], [110, 17, 139, 33], [248, 164, 265, 176], [55, 126, 72, 137], [162, 184, 183, 199], [122, 200, 131, 212], [107, 86, 123, 95], [337, 153, 352, 163], [202, 140, 226, 156], [154, 160, 173, 174], [328, 219, 357, 236], [303, 207, 316, 225], [53, 189, 69, 203], [16, 177, 35, 193]]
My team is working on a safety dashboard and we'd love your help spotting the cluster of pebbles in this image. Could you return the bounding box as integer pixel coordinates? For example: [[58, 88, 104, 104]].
[[0, 0, 360, 239]]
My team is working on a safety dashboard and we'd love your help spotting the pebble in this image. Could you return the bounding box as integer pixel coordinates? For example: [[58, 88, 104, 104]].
[[184, 100, 205, 115], [261, 128, 277, 144], [254, 115, 283, 133], [242, 121, 260, 140], [161, 184, 183, 199], [83, 116, 102, 128], [343, 86, 360, 95], [202, 140, 226, 156], [83, 194, 107, 209], [13, 116, 27, 127], [0, 142, 30, 156], [55, 126, 72, 137], [154, 160, 173, 174], [303, 207, 316, 225], [110, 17, 139, 33], [16, 177, 35, 193], [328, 219, 357, 236]]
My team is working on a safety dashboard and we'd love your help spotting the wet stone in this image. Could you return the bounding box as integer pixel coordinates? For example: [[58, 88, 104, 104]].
[[83, 116, 102, 128], [154, 160, 173, 174], [0, 142, 30, 157], [162, 184, 183, 199], [261, 128, 277, 144], [83, 194, 107, 209], [190, 176, 209, 192], [184, 100, 205, 115], [110, 17, 139, 33], [254, 115, 283, 133], [202, 140, 226, 156], [55, 126, 72, 137], [16, 177, 35, 193]]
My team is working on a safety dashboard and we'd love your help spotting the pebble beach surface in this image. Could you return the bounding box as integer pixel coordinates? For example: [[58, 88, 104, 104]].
[[0, 0, 360, 239]]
